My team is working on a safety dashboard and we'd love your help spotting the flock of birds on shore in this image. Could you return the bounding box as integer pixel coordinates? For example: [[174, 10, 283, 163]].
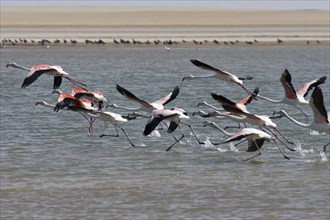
[[5, 59, 330, 161], [1, 38, 323, 47]]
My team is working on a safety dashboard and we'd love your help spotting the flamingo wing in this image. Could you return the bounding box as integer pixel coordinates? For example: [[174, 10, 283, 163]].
[[280, 69, 297, 99], [153, 86, 180, 106], [247, 138, 265, 152], [116, 84, 154, 109], [53, 76, 62, 89], [237, 87, 259, 105], [210, 93, 248, 114], [167, 121, 179, 133], [297, 76, 326, 98], [190, 59, 229, 76], [310, 86, 329, 124], [22, 65, 62, 88]]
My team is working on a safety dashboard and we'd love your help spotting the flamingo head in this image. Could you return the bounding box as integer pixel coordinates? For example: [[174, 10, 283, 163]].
[[203, 120, 216, 128], [35, 100, 47, 106], [182, 75, 194, 81], [197, 101, 208, 107], [52, 89, 62, 94], [6, 62, 19, 68]]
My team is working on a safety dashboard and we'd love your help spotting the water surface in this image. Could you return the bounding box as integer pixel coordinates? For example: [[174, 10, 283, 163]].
[[1, 46, 329, 219]]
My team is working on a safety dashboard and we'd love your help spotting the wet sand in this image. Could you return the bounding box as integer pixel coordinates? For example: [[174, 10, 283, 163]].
[[1, 7, 329, 47]]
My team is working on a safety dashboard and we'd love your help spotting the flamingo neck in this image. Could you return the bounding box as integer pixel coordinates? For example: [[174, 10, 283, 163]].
[[281, 110, 309, 128], [211, 123, 234, 137], [257, 94, 282, 103]]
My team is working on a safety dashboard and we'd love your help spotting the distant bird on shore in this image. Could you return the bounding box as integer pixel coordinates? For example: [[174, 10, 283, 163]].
[[6, 62, 87, 89], [257, 69, 326, 122], [182, 59, 255, 97]]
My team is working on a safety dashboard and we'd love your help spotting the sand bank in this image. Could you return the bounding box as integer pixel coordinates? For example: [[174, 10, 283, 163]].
[[1, 7, 329, 47]]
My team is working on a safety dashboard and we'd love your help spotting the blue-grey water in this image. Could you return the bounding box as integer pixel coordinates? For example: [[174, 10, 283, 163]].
[[1, 46, 329, 219]]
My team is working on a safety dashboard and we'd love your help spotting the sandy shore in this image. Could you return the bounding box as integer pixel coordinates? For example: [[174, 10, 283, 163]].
[[1, 7, 329, 48]]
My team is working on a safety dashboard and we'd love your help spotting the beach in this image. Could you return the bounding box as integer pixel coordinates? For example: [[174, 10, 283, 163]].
[[1, 7, 329, 47]]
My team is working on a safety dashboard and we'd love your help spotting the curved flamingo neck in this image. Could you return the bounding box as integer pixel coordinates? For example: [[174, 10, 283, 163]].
[[210, 122, 234, 136], [281, 110, 309, 128], [11, 63, 30, 71]]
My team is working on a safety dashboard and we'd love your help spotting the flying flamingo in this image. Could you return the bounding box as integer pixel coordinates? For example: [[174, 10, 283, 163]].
[[108, 84, 180, 113], [257, 69, 326, 121], [273, 86, 330, 152], [203, 121, 290, 160], [210, 87, 259, 115], [6, 62, 87, 89], [71, 87, 107, 110], [195, 104, 295, 152], [89, 111, 135, 147], [35, 99, 97, 135], [182, 59, 255, 96], [143, 108, 204, 151]]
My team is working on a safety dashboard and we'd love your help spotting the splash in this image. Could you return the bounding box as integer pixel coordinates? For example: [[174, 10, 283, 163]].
[[229, 142, 238, 152], [150, 130, 161, 137], [319, 151, 328, 162]]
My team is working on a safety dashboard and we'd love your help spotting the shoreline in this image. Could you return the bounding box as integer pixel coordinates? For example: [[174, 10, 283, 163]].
[[1, 39, 329, 49]]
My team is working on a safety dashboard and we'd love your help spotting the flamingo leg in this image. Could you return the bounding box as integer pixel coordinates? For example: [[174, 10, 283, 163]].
[[234, 138, 248, 147], [99, 125, 119, 138], [266, 128, 295, 152], [244, 140, 262, 161], [115, 124, 135, 147], [224, 122, 242, 130], [63, 76, 87, 88], [274, 128, 295, 146], [166, 133, 185, 152], [273, 139, 290, 160], [323, 142, 330, 152], [180, 121, 205, 145], [166, 125, 185, 151]]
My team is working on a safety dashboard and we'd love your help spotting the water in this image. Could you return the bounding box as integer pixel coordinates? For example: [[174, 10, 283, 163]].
[[1, 46, 329, 219]]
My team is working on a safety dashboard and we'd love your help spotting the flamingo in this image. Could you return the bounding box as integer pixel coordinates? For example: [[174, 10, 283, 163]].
[[203, 121, 290, 160], [108, 84, 180, 113], [196, 105, 295, 152], [210, 87, 259, 115], [143, 108, 204, 151], [182, 59, 255, 96], [35, 99, 97, 135], [71, 87, 107, 110], [273, 86, 330, 152], [196, 101, 248, 129], [6, 62, 87, 89], [257, 68, 326, 121], [89, 111, 135, 147]]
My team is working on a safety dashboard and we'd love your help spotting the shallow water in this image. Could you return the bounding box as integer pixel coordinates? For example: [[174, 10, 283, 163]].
[[1, 46, 329, 219]]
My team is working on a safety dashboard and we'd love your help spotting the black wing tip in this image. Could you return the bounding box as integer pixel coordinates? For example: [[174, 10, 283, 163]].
[[190, 59, 203, 66], [318, 76, 327, 84], [253, 87, 260, 95]]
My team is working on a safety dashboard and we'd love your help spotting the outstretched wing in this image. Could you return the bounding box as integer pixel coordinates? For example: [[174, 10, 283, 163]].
[[310, 86, 329, 124], [210, 93, 248, 114], [190, 59, 228, 76], [116, 84, 154, 109], [297, 76, 327, 98], [153, 86, 180, 106], [237, 87, 259, 105], [280, 69, 297, 99]]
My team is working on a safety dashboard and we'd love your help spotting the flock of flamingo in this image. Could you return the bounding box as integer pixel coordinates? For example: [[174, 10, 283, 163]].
[[6, 59, 329, 161]]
